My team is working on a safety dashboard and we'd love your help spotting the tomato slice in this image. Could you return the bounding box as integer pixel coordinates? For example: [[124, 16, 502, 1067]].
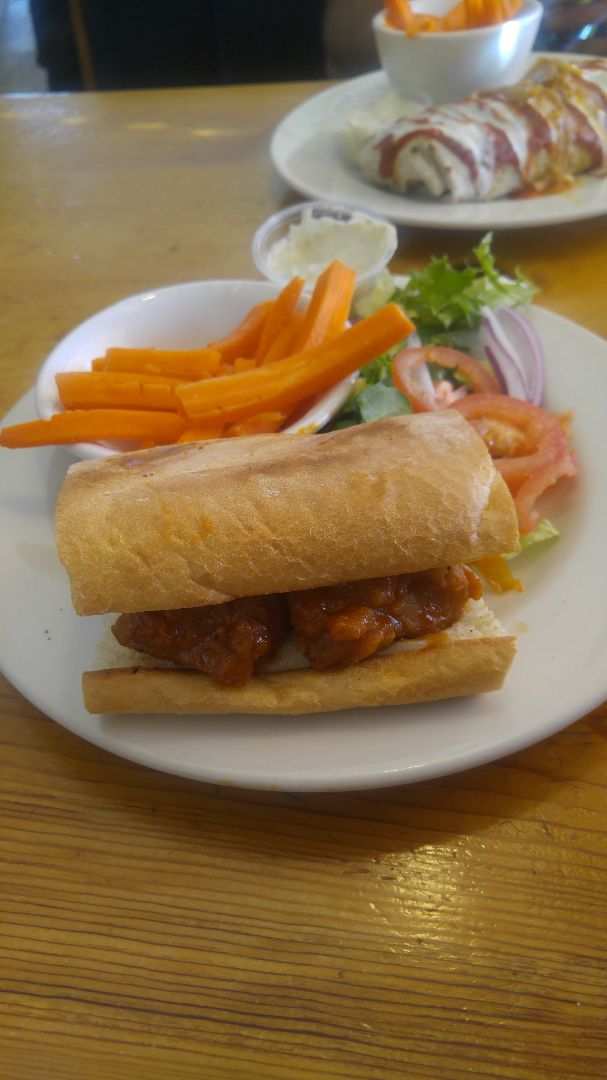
[[515, 453, 577, 535], [451, 394, 576, 534], [452, 394, 569, 490], [392, 346, 501, 413]]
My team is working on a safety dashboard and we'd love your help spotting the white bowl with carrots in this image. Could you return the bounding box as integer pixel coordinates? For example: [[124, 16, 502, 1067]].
[[8, 268, 413, 460], [373, 0, 542, 105]]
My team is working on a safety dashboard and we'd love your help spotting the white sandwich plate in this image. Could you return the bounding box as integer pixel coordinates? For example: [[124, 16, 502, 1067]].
[[1, 305, 606, 791]]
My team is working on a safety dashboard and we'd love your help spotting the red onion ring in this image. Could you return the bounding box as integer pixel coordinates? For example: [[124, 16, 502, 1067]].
[[480, 306, 545, 406]]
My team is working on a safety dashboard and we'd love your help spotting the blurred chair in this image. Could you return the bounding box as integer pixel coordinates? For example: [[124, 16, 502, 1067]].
[[29, 0, 328, 91], [30, 0, 607, 94], [30, 0, 84, 89]]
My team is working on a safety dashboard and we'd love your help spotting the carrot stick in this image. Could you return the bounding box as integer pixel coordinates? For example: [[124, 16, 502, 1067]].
[[90, 362, 185, 383], [261, 311, 305, 365], [208, 300, 274, 363], [178, 343, 321, 412], [465, 0, 486, 27], [293, 260, 356, 353], [442, 1, 467, 30], [233, 357, 257, 373], [0, 410, 185, 448], [385, 0, 515, 34], [178, 303, 414, 416], [255, 276, 305, 361], [482, 0, 500, 25], [55, 371, 185, 412], [179, 336, 345, 412], [387, 0, 434, 34], [475, 556, 523, 593], [385, 0, 410, 31], [412, 13, 441, 31], [177, 302, 414, 423], [218, 362, 236, 376], [224, 412, 286, 438], [177, 424, 224, 443], [96, 347, 221, 381], [501, 0, 522, 18], [179, 363, 300, 411]]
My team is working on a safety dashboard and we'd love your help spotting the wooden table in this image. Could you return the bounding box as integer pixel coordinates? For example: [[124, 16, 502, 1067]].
[[1, 84, 606, 1080]]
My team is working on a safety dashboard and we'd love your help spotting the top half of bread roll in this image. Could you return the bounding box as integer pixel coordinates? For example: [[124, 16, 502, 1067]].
[[56, 412, 519, 615]]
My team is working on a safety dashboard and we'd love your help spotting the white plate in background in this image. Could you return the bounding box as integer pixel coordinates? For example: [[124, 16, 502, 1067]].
[[270, 59, 607, 231]]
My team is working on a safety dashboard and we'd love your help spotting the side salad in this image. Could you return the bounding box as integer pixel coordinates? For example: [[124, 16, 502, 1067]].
[[327, 234, 576, 577]]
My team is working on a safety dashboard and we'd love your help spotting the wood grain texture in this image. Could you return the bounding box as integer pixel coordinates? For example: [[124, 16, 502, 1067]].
[[1, 83, 606, 1080]]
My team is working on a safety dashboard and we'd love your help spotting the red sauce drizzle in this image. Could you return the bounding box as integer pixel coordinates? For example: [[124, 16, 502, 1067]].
[[486, 123, 519, 170], [504, 100, 553, 156], [564, 101, 604, 169], [568, 66, 607, 114], [377, 127, 478, 182]]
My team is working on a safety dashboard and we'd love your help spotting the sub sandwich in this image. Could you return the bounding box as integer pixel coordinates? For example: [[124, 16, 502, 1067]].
[[56, 412, 519, 715], [357, 57, 607, 201]]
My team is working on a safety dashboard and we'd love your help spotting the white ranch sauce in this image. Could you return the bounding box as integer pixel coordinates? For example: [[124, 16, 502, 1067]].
[[266, 208, 397, 288]]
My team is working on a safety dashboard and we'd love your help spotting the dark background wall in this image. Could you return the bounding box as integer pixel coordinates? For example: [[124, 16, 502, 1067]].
[[30, 0, 329, 91]]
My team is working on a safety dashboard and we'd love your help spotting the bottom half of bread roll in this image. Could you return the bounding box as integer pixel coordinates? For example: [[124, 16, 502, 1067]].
[[83, 599, 516, 716]]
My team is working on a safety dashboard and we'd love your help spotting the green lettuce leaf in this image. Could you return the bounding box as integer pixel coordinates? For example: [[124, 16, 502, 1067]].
[[353, 269, 397, 318], [507, 519, 560, 559], [358, 383, 411, 423], [391, 233, 537, 344], [326, 235, 537, 431], [359, 344, 403, 385], [324, 346, 411, 430]]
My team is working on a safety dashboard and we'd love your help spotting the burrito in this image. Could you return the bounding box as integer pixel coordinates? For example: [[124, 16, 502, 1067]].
[[56, 413, 519, 715], [357, 57, 607, 201]]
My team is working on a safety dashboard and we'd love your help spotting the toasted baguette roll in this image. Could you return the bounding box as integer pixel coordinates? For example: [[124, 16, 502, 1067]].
[[83, 600, 516, 715], [56, 412, 518, 616], [57, 413, 519, 716]]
